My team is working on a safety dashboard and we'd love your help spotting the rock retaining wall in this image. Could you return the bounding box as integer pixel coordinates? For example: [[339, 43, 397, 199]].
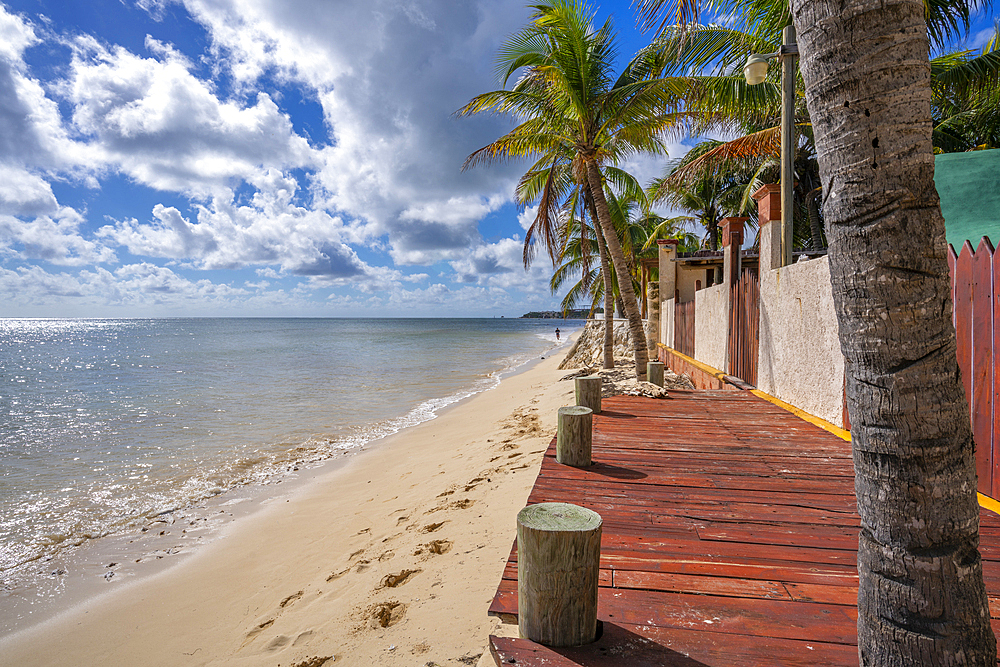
[[559, 320, 655, 370]]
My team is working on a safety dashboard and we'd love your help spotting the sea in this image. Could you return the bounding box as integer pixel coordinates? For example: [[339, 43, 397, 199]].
[[0, 317, 581, 634]]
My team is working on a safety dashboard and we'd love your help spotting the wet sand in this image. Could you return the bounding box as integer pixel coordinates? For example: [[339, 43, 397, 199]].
[[0, 346, 578, 667]]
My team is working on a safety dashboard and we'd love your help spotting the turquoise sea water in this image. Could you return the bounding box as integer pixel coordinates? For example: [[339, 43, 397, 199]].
[[0, 318, 579, 606]]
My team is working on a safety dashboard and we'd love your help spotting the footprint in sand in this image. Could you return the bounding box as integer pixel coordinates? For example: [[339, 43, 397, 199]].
[[379, 569, 420, 589], [279, 591, 303, 608], [326, 568, 349, 582], [367, 600, 406, 628], [355, 559, 371, 573], [427, 499, 474, 513], [421, 521, 446, 533], [292, 630, 314, 647], [265, 635, 291, 652], [414, 539, 452, 556], [241, 618, 275, 647], [290, 658, 333, 667]]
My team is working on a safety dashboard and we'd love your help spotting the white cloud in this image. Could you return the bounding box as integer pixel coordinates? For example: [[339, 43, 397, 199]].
[[62, 35, 316, 197], [0, 208, 115, 266], [174, 0, 529, 260], [449, 236, 557, 292]]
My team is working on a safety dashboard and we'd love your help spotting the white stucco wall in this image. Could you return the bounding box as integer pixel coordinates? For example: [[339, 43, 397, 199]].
[[677, 264, 716, 303], [757, 255, 846, 427], [662, 297, 675, 348], [694, 284, 728, 372]]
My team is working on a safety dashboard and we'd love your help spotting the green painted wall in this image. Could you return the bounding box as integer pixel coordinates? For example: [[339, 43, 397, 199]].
[[935, 149, 1000, 249]]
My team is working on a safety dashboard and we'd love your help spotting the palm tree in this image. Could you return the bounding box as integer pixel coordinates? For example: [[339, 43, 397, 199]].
[[639, 0, 997, 662], [650, 141, 757, 250], [516, 152, 645, 369], [633, 14, 995, 254], [932, 31, 1000, 151], [459, 0, 681, 380]]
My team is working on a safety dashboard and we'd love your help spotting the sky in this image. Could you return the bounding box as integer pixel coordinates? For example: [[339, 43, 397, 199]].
[[0, 0, 995, 318]]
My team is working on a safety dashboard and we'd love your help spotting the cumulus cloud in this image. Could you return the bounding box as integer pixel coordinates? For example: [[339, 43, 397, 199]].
[[61, 33, 316, 197], [173, 0, 529, 260], [97, 185, 372, 280], [0, 209, 115, 266], [0, 0, 597, 315]]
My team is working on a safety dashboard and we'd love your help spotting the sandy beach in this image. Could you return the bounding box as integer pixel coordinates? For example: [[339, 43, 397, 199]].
[[0, 348, 579, 667]]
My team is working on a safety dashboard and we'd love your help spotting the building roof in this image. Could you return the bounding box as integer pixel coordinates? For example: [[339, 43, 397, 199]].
[[936, 149, 1000, 249]]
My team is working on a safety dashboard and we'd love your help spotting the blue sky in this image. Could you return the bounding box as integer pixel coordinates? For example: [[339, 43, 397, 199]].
[[0, 1, 994, 317]]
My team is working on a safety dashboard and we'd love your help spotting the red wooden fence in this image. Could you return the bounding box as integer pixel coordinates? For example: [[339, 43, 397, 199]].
[[948, 237, 999, 498], [674, 300, 695, 357], [728, 269, 760, 386]]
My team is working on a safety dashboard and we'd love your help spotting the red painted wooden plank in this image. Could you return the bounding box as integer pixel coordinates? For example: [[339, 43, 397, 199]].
[[612, 569, 792, 600], [653, 503, 860, 528], [490, 621, 860, 667], [784, 581, 859, 606], [955, 241, 978, 486], [994, 239, 1000, 499], [491, 586, 859, 645], [973, 237, 995, 497], [528, 478, 858, 510], [598, 540, 859, 568], [697, 524, 858, 552], [948, 241, 958, 312]]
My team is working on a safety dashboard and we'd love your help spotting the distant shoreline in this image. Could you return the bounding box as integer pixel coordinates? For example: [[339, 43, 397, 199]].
[[519, 311, 596, 319]]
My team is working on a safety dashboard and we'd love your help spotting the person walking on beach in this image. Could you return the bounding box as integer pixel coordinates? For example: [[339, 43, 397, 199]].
[[555, 328, 560, 341]]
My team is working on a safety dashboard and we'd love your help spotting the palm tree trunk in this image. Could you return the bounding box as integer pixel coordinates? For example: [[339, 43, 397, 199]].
[[807, 186, 824, 249], [585, 159, 648, 380], [586, 189, 615, 369], [792, 0, 996, 663]]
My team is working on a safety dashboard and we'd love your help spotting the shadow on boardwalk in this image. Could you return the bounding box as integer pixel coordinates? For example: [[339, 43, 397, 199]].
[[487, 390, 1000, 666]]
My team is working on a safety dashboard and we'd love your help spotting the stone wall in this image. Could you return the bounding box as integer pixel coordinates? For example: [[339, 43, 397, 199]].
[[559, 320, 654, 369]]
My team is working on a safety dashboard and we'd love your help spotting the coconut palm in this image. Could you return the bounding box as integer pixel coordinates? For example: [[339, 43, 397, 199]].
[[459, 0, 682, 380], [515, 151, 646, 369], [650, 141, 759, 250], [639, 0, 997, 662], [633, 14, 996, 254], [933, 30, 1000, 151]]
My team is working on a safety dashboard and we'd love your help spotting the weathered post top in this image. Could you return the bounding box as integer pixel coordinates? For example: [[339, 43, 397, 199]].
[[753, 184, 783, 271], [517, 502, 602, 533]]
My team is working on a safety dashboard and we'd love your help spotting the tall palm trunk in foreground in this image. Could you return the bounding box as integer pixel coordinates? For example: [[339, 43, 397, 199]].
[[791, 0, 996, 661]]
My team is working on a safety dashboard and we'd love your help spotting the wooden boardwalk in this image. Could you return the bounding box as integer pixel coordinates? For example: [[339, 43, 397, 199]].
[[487, 389, 1000, 666]]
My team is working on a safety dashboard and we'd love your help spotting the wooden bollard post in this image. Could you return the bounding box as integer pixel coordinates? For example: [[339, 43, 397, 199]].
[[574, 375, 602, 414], [556, 406, 592, 466], [517, 502, 602, 646], [647, 361, 665, 387]]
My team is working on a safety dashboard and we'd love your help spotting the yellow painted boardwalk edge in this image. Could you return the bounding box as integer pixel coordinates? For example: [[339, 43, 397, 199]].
[[748, 389, 852, 442], [659, 345, 1000, 515]]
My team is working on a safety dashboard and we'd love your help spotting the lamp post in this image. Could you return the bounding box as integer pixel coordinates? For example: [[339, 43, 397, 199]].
[[744, 25, 798, 267]]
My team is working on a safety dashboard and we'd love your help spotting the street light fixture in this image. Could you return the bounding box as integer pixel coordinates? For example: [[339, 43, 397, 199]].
[[744, 25, 798, 267]]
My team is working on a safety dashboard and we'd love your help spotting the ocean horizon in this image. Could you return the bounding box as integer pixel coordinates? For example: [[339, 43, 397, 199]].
[[0, 316, 582, 632]]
